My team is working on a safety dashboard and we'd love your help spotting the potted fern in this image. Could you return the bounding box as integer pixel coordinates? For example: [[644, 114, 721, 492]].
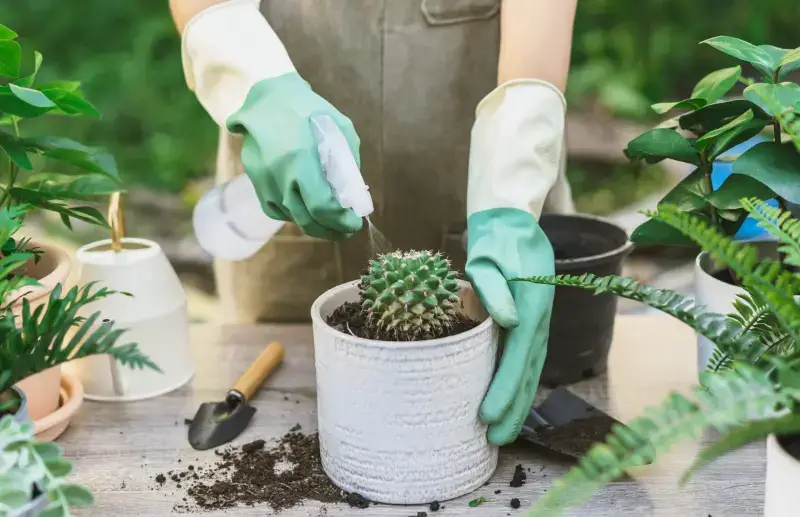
[[519, 198, 800, 516], [0, 23, 135, 426], [0, 205, 156, 437], [311, 250, 498, 505], [0, 414, 94, 516], [623, 36, 800, 374]]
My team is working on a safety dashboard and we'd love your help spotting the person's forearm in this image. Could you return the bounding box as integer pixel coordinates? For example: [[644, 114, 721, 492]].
[[169, 0, 232, 33], [497, 0, 577, 90]]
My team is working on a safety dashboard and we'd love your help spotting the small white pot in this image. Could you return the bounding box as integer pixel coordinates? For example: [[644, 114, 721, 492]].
[[67, 238, 194, 401], [765, 434, 800, 517], [311, 280, 499, 504], [694, 251, 746, 375]]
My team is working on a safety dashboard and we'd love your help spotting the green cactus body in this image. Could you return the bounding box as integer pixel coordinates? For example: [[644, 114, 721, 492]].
[[361, 251, 461, 340]]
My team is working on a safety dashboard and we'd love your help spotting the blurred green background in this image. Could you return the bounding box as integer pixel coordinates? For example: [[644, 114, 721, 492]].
[[1, 0, 796, 207]]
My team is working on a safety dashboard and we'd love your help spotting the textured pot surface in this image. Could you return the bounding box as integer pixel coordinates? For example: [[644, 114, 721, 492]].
[[538, 213, 633, 386], [765, 434, 800, 517], [311, 280, 499, 504]]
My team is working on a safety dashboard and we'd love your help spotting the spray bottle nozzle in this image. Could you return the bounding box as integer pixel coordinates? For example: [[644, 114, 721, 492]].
[[311, 115, 374, 219]]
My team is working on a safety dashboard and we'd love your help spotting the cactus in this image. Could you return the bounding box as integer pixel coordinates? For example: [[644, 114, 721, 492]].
[[360, 250, 461, 340]]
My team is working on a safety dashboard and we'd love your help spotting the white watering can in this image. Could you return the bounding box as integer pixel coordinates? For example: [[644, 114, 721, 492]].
[[67, 193, 194, 401]]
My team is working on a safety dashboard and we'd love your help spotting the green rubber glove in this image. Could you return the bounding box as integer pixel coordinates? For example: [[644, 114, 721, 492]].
[[466, 208, 555, 445], [226, 72, 363, 240]]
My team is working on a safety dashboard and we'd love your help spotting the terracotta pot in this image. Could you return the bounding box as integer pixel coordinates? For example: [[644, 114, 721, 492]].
[[311, 280, 499, 504], [10, 242, 72, 422], [33, 371, 83, 442]]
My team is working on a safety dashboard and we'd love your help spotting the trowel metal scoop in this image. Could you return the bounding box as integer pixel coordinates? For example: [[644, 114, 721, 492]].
[[189, 342, 284, 450], [518, 386, 652, 461]]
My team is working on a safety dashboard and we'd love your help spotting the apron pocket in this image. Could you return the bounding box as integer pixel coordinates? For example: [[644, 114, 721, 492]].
[[421, 0, 500, 26]]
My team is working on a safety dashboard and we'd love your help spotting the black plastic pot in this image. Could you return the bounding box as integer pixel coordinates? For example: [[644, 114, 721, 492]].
[[538, 213, 634, 386]]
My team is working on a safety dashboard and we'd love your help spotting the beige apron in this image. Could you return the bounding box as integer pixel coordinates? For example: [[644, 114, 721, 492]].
[[214, 0, 575, 323]]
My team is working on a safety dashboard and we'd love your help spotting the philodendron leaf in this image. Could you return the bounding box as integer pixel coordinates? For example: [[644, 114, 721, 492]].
[[701, 36, 775, 75], [779, 47, 800, 74], [695, 109, 769, 159], [691, 66, 741, 104], [8, 84, 54, 109], [706, 175, 777, 210], [651, 98, 707, 116], [0, 86, 51, 117], [0, 40, 21, 77], [22, 175, 120, 200], [0, 131, 32, 170], [657, 167, 709, 212], [41, 89, 100, 118], [36, 81, 81, 93], [630, 217, 699, 246], [14, 51, 42, 88], [0, 25, 17, 40], [731, 142, 800, 204], [624, 128, 700, 166], [679, 99, 768, 135], [22, 137, 120, 180], [743, 83, 800, 116]]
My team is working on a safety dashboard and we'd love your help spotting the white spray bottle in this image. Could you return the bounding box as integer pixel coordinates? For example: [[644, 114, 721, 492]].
[[192, 115, 374, 261]]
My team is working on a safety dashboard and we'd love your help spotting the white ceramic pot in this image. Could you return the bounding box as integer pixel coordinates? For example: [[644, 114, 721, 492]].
[[67, 238, 194, 401], [765, 434, 800, 517], [694, 251, 745, 375], [311, 280, 499, 504]]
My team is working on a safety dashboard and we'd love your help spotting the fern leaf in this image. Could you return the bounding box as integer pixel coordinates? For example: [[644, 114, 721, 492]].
[[516, 274, 762, 362], [526, 364, 792, 517], [680, 412, 800, 485], [741, 198, 800, 268], [651, 206, 800, 346]]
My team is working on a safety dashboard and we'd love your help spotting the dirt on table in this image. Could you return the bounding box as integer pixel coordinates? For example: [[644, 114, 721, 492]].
[[162, 430, 372, 513], [531, 415, 618, 458], [327, 301, 479, 341]]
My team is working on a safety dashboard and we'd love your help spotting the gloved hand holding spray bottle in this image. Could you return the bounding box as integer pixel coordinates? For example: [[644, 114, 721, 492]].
[[193, 114, 374, 261]]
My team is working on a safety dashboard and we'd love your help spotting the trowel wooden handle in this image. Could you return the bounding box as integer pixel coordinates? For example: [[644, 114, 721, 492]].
[[232, 342, 284, 401]]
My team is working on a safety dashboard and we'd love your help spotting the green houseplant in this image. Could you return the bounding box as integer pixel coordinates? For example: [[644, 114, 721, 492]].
[[520, 197, 800, 516], [0, 414, 93, 516], [623, 36, 800, 373], [0, 22, 149, 425]]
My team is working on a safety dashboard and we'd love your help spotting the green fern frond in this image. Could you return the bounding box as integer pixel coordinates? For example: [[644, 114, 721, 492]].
[[526, 364, 793, 517], [516, 274, 762, 360], [710, 291, 790, 372], [651, 205, 800, 345], [680, 412, 800, 486], [741, 198, 800, 268]]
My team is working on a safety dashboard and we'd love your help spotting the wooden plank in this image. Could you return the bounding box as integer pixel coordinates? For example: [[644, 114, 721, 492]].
[[62, 317, 764, 516]]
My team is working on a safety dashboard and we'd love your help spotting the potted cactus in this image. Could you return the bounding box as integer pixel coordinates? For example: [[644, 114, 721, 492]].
[[310, 250, 499, 505]]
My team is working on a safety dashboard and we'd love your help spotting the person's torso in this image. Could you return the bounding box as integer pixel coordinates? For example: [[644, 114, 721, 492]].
[[261, 0, 503, 275]]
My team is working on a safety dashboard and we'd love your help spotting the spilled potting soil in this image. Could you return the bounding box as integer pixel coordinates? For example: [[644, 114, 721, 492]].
[[532, 415, 618, 458], [160, 429, 373, 513]]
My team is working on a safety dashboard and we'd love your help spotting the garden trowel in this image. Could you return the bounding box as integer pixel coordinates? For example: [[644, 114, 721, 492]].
[[188, 342, 285, 450], [518, 386, 652, 462]]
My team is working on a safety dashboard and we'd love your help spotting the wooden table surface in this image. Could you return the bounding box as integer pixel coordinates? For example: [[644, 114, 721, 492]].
[[61, 316, 765, 516]]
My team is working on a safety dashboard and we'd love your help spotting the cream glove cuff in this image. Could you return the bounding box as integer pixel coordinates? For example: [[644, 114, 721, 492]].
[[181, 0, 296, 125], [467, 79, 567, 219]]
